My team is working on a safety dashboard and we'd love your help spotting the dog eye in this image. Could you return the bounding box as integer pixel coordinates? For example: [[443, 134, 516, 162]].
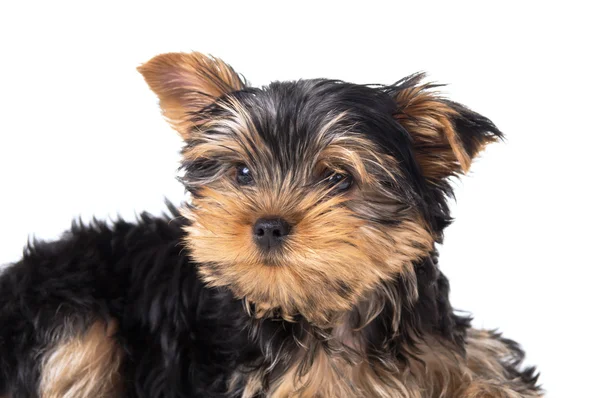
[[325, 170, 353, 192], [235, 164, 254, 185]]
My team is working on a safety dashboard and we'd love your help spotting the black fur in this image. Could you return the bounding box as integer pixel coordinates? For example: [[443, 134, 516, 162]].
[[0, 209, 253, 397]]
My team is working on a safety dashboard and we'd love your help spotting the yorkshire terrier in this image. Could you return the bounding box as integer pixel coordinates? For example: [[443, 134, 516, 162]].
[[0, 52, 541, 397]]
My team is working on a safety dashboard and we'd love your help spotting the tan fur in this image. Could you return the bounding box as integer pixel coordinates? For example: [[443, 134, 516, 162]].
[[318, 134, 401, 186], [184, 183, 433, 326], [138, 52, 245, 138], [413, 330, 542, 398], [39, 320, 123, 398], [239, 328, 541, 398], [175, 95, 434, 325], [457, 382, 527, 398], [255, 348, 412, 398], [393, 78, 498, 181], [185, 189, 433, 324], [182, 97, 271, 167]]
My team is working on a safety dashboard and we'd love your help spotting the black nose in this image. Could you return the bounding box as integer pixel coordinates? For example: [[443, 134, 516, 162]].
[[253, 217, 291, 251]]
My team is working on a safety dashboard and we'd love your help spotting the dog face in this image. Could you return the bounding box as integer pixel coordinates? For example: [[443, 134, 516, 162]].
[[139, 52, 501, 325]]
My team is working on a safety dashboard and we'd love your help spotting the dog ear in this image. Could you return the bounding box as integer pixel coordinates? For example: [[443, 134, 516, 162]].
[[391, 73, 502, 182], [138, 52, 245, 139]]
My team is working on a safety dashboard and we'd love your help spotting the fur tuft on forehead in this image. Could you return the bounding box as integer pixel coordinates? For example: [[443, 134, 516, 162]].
[[180, 79, 425, 202]]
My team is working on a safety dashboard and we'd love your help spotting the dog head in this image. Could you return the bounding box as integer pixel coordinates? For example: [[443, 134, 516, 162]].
[[139, 52, 501, 325]]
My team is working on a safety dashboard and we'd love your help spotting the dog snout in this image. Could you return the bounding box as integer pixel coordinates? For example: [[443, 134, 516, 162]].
[[253, 217, 291, 251]]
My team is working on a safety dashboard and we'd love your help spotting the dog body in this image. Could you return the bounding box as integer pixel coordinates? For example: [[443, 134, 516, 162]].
[[0, 52, 541, 397]]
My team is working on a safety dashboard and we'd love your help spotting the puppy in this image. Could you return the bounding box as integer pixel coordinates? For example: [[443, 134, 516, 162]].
[[0, 52, 541, 397]]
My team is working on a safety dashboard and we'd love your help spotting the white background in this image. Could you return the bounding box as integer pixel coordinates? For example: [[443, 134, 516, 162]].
[[0, 2, 598, 396]]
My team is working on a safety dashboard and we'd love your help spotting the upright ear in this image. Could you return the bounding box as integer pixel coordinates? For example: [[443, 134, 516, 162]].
[[138, 52, 245, 139], [391, 73, 502, 182]]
